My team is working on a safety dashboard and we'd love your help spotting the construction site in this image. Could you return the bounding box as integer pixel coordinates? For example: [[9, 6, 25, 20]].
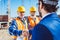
[[0, 0, 38, 40], [0, 0, 60, 40]]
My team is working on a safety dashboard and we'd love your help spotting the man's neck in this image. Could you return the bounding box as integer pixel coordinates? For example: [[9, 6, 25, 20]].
[[42, 10, 49, 18], [18, 16, 24, 20], [41, 10, 52, 19], [30, 15, 36, 18]]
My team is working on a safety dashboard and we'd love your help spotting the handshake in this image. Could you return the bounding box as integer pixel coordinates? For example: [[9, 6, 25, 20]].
[[22, 30, 29, 37]]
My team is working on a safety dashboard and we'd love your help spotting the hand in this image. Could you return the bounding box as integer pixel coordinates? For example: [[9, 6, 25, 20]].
[[22, 30, 29, 37]]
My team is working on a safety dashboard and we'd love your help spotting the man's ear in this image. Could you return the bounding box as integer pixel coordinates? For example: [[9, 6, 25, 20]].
[[40, 1, 43, 9]]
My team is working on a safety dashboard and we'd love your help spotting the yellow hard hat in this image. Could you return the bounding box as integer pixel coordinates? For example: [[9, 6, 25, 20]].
[[30, 6, 36, 12], [17, 6, 25, 12]]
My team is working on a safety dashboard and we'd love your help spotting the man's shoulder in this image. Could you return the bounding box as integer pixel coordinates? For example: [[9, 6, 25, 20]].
[[10, 17, 17, 24], [40, 13, 60, 25], [40, 17, 60, 32], [41, 18, 60, 25]]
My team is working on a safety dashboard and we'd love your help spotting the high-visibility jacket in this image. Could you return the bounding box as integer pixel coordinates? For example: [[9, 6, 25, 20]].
[[28, 16, 41, 28], [9, 17, 28, 40], [28, 16, 41, 40]]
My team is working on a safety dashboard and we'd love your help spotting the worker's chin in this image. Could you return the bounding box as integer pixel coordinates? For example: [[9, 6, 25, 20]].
[[19, 16, 24, 18], [31, 15, 34, 16]]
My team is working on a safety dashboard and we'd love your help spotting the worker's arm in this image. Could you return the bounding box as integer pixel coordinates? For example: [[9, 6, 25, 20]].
[[9, 20, 22, 36]]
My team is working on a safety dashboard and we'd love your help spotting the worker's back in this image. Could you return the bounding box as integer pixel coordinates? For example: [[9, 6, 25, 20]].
[[32, 13, 60, 40]]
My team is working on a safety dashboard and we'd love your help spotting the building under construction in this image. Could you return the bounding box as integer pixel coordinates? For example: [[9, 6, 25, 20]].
[[0, 15, 8, 29]]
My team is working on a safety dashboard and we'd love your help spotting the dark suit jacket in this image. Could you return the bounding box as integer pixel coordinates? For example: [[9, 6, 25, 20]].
[[31, 12, 60, 40]]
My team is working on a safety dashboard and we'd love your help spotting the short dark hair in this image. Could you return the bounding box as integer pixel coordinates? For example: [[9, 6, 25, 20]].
[[38, 0, 58, 12]]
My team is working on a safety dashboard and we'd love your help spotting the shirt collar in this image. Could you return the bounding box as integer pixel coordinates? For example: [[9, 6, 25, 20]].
[[42, 12, 52, 19], [18, 17, 24, 20]]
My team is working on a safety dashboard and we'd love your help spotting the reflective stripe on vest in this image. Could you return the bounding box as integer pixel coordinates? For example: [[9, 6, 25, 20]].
[[15, 18, 25, 30]]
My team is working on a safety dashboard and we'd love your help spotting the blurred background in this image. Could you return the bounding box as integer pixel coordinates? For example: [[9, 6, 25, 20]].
[[0, 0, 60, 40]]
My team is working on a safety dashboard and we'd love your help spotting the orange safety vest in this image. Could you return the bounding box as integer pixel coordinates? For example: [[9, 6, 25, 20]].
[[12, 18, 28, 40], [28, 16, 41, 28], [28, 16, 41, 40]]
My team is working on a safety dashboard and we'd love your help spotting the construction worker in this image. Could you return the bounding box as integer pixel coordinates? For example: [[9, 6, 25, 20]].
[[30, 0, 60, 40], [28, 6, 41, 29], [9, 6, 28, 40], [28, 6, 41, 40]]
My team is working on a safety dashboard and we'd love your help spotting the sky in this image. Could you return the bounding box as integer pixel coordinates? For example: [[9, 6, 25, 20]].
[[0, 0, 60, 17]]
